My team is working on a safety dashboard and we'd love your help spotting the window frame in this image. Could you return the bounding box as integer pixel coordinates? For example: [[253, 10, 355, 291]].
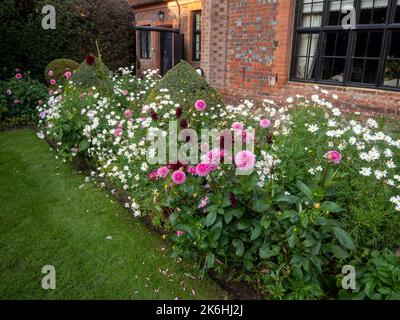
[[192, 10, 202, 62], [290, 0, 400, 91], [139, 27, 151, 60]]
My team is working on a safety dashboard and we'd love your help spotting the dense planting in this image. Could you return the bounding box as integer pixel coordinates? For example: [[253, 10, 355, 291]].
[[0, 72, 47, 127], [36, 61, 400, 299]]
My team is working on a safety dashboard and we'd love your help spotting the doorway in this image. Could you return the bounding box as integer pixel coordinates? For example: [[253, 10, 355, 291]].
[[160, 31, 173, 75]]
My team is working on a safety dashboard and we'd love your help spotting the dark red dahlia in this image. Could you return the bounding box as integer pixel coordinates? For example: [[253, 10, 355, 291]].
[[84, 54, 96, 65], [180, 118, 188, 129], [267, 132, 274, 145], [150, 109, 158, 121], [175, 106, 183, 119], [229, 192, 237, 208]]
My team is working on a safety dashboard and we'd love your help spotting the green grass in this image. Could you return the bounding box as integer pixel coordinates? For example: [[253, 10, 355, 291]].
[[0, 129, 227, 300]]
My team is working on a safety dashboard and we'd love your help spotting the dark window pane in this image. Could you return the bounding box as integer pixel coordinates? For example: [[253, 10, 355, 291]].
[[364, 60, 379, 83], [351, 59, 365, 82], [396, 1, 400, 23], [359, 0, 388, 24], [351, 59, 379, 83], [325, 32, 349, 56], [328, 0, 354, 26], [300, 0, 324, 27], [321, 57, 346, 81], [389, 31, 400, 58], [384, 31, 400, 88], [354, 32, 368, 57], [368, 32, 383, 57], [354, 31, 383, 58]]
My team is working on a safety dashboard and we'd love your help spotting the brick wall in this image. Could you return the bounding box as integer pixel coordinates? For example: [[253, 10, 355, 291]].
[[201, 0, 295, 95]]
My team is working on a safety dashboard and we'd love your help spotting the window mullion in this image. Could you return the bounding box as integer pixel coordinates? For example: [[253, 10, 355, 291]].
[[314, 0, 329, 81]]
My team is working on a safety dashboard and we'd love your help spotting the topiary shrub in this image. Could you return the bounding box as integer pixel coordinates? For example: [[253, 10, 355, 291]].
[[145, 61, 225, 109], [72, 54, 112, 90], [45, 59, 79, 83]]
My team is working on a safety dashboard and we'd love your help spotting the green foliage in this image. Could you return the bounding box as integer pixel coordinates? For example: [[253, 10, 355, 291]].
[[146, 61, 225, 109], [72, 57, 112, 90], [169, 173, 354, 300], [0, 0, 134, 81], [45, 59, 79, 83], [0, 73, 47, 126], [273, 104, 400, 250], [339, 249, 400, 300]]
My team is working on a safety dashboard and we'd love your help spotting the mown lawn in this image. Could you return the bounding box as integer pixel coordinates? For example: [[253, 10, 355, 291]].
[[0, 129, 226, 300]]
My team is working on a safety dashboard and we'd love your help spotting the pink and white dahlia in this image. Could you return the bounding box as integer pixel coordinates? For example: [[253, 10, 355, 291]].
[[157, 166, 170, 178], [235, 150, 256, 171], [324, 150, 342, 164], [260, 119, 272, 128], [198, 196, 209, 209], [232, 122, 244, 131]]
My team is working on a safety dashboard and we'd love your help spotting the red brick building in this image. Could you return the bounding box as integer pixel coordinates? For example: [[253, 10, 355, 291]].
[[130, 0, 400, 115]]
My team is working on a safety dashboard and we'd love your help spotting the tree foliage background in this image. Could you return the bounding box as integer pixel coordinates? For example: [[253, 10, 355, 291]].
[[0, 0, 135, 81]]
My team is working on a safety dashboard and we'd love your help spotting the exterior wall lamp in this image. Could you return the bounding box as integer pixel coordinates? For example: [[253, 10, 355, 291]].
[[158, 10, 165, 21]]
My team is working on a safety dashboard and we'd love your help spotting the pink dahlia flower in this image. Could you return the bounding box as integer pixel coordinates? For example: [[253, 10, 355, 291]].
[[64, 71, 72, 80], [232, 122, 244, 130], [195, 163, 213, 177], [15, 73, 22, 79], [260, 119, 272, 128], [148, 170, 159, 181], [324, 150, 342, 164], [172, 170, 186, 184], [124, 109, 133, 119], [157, 166, 170, 178], [194, 99, 206, 111], [187, 166, 197, 175], [176, 230, 184, 237], [113, 127, 123, 138], [6, 89, 12, 96], [50, 79, 56, 85], [203, 149, 222, 165], [48, 70, 54, 77], [235, 150, 256, 171]]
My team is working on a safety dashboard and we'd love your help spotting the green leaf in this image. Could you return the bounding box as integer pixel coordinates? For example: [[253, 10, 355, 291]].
[[321, 201, 343, 213], [251, 198, 270, 213], [250, 225, 262, 241], [259, 244, 280, 259], [296, 181, 313, 200], [205, 211, 217, 227], [260, 214, 271, 230], [330, 244, 350, 259], [334, 227, 355, 250], [232, 239, 244, 257], [226, 207, 245, 218], [205, 252, 215, 269], [168, 212, 178, 226], [224, 210, 233, 224], [237, 219, 251, 230], [275, 194, 299, 204], [78, 139, 89, 152]]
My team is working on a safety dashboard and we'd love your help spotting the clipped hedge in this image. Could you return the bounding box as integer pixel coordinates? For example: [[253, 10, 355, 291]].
[[44, 59, 79, 83], [146, 61, 225, 108]]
